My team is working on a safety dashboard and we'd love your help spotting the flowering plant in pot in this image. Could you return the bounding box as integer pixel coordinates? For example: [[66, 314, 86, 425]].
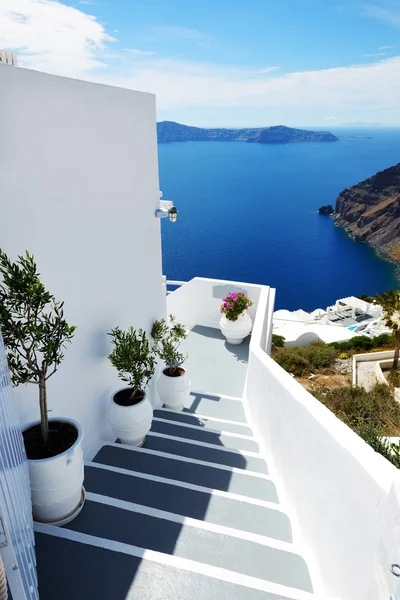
[[219, 291, 254, 345], [108, 326, 156, 446], [0, 250, 83, 525], [151, 315, 190, 411]]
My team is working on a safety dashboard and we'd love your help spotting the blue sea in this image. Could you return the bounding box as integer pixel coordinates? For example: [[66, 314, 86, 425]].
[[159, 128, 400, 310]]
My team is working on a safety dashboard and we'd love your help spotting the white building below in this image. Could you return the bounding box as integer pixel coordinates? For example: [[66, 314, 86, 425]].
[[274, 295, 389, 347]]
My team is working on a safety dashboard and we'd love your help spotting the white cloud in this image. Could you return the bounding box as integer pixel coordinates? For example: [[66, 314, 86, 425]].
[[361, 1, 400, 25], [0, 0, 114, 76], [1, 0, 399, 125], [378, 44, 396, 48], [255, 67, 280, 74], [78, 1, 94, 5], [363, 52, 387, 55], [101, 55, 400, 125], [125, 48, 155, 56]]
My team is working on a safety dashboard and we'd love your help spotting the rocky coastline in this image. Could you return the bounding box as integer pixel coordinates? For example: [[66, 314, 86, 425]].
[[332, 163, 400, 264]]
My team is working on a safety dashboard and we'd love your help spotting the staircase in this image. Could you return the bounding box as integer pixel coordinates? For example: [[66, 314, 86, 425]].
[[34, 391, 315, 600]]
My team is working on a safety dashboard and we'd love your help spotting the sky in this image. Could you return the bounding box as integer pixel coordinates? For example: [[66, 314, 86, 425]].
[[1, 0, 400, 127]]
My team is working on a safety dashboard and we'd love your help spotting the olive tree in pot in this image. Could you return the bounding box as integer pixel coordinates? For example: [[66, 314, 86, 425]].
[[151, 315, 191, 411], [108, 326, 156, 446], [0, 250, 83, 525]]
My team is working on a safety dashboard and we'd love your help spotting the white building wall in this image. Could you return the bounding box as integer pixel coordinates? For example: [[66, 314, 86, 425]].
[[0, 65, 166, 456], [246, 287, 400, 599], [167, 277, 261, 331]]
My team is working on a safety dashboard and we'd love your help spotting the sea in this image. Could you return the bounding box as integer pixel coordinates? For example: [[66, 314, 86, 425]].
[[158, 128, 400, 311]]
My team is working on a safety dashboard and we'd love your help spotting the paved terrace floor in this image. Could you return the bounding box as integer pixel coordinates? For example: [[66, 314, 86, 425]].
[[33, 327, 315, 600], [181, 325, 249, 397]]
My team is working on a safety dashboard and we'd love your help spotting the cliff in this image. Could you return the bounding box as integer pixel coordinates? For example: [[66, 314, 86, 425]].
[[157, 121, 338, 144], [334, 163, 400, 262]]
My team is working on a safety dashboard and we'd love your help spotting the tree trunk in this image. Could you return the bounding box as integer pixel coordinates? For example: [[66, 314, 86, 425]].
[[394, 331, 400, 370], [39, 377, 49, 444]]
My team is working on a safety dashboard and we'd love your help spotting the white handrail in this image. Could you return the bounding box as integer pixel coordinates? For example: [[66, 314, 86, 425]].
[[166, 280, 186, 287]]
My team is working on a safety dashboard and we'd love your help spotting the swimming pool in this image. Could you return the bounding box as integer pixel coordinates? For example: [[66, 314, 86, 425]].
[[348, 325, 358, 331]]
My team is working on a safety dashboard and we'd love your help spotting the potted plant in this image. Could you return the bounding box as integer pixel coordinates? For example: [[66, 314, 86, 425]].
[[151, 315, 191, 411], [108, 326, 155, 446], [219, 291, 254, 345], [0, 250, 83, 525]]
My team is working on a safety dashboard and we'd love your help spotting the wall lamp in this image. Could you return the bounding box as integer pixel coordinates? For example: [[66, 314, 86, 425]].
[[155, 193, 178, 223]]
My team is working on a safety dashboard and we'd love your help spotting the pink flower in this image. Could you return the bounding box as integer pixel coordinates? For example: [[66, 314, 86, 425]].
[[233, 297, 237, 302]]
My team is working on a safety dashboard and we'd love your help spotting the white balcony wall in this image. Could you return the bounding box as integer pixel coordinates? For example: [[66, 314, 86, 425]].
[[0, 65, 166, 456], [245, 287, 400, 600], [167, 277, 261, 330]]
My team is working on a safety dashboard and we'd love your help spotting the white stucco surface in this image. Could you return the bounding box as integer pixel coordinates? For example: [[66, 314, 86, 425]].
[[245, 287, 400, 600], [273, 320, 357, 347], [167, 277, 261, 331], [0, 65, 166, 456]]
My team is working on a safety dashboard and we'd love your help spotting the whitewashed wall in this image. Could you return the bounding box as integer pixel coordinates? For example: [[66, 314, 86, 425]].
[[167, 277, 261, 330], [245, 287, 400, 600], [0, 65, 166, 456]]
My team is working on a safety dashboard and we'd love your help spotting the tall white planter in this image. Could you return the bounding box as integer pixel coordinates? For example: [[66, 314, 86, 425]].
[[220, 312, 252, 345], [108, 387, 153, 446], [158, 369, 191, 411], [23, 417, 84, 525]]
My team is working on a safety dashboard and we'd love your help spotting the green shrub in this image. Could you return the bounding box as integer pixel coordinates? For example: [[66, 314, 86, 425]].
[[387, 369, 400, 388], [273, 341, 338, 376], [271, 334, 285, 350], [313, 383, 400, 435], [356, 421, 400, 468], [273, 347, 312, 377], [303, 341, 338, 370], [372, 333, 395, 348], [338, 352, 349, 360], [330, 334, 394, 353]]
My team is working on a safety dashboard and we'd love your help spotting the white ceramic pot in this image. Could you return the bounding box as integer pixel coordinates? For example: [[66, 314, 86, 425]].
[[108, 387, 153, 446], [23, 417, 84, 525], [219, 311, 252, 345], [157, 368, 191, 411]]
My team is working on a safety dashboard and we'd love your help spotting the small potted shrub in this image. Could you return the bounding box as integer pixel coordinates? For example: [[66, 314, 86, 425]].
[[108, 326, 156, 446], [219, 291, 254, 345], [151, 315, 191, 411], [0, 250, 83, 525]]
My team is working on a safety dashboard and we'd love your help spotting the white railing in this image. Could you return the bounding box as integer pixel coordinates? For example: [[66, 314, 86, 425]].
[[166, 277, 265, 332], [0, 331, 38, 600], [245, 289, 400, 600], [166, 280, 186, 288]]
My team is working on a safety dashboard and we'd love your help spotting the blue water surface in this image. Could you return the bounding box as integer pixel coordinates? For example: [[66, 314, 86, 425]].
[[159, 128, 400, 310]]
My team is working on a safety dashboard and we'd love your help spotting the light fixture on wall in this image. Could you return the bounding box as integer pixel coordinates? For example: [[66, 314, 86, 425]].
[[155, 191, 178, 223]]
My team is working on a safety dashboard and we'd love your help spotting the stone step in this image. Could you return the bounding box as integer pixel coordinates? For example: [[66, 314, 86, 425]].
[[143, 433, 267, 473], [93, 444, 278, 502], [35, 532, 314, 600], [63, 499, 313, 592], [153, 408, 253, 436], [84, 464, 292, 542], [150, 418, 259, 452]]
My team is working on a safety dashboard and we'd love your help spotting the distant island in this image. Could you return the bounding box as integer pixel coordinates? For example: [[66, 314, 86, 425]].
[[333, 163, 400, 263], [157, 121, 339, 144]]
